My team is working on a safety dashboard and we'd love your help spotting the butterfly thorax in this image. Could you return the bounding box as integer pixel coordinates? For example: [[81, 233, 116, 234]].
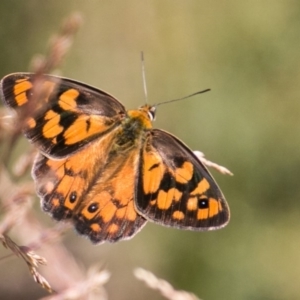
[[113, 106, 153, 149]]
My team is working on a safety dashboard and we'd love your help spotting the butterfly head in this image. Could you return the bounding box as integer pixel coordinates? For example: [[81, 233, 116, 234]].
[[127, 104, 156, 129], [138, 104, 156, 121]]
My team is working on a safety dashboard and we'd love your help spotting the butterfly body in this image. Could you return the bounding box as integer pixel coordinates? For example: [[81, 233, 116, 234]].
[[1, 73, 229, 244]]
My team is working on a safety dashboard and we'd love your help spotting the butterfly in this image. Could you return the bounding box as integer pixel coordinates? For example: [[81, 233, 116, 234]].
[[0, 73, 230, 244]]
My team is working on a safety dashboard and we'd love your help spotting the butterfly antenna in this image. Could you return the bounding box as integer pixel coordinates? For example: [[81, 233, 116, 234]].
[[154, 88, 211, 107], [141, 51, 148, 104]]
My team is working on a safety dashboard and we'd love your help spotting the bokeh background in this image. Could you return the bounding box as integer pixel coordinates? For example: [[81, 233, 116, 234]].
[[1, 1, 300, 299]]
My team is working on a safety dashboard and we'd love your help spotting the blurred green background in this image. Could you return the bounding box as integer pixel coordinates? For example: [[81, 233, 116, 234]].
[[1, 1, 300, 299]]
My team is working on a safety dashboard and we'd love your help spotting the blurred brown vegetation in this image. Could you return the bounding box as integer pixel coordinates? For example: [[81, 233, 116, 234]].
[[0, 1, 300, 299]]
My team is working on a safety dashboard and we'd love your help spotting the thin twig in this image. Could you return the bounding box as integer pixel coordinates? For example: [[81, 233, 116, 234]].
[[134, 268, 201, 300]]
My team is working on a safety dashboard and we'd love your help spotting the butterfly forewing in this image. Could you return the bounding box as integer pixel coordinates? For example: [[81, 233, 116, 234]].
[[0, 73, 126, 158], [136, 129, 229, 230]]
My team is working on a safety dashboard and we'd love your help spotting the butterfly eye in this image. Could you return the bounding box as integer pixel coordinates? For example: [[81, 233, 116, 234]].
[[87, 203, 99, 213], [198, 198, 209, 209], [147, 106, 156, 121]]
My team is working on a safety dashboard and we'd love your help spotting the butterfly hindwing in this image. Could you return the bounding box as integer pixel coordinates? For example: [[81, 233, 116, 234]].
[[73, 146, 147, 243], [0, 73, 126, 158], [33, 133, 147, 244], [136, 129, 229, 230]]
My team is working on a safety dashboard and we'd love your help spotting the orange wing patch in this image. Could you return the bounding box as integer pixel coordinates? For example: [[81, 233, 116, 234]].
[[143, 150, 165, 194], [63, 115, 114, 145], [12, 77, 56, 109], [26, 117, 37, 129], [174, 161, 193, 184], [156, 188, 183, 210], [42, 110, 64, 139], [58, 88, 79, 111], [172, 210, 185, 220], [190, 178, 210, 196], [14, 80, 32, 106]]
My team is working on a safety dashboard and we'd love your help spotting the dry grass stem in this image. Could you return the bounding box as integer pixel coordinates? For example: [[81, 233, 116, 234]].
[[0, 234, 53, 292], [0, 12, 89, 297], [31, 12, 83, 75], [41, 267, 110, 300], [0, 165, 34, 234], [134, 268, 201, 300], [26, 223, 72, 251], [0, 12, 83, 162], [13, 148, 37, 177], [193, 151, 233, 176]]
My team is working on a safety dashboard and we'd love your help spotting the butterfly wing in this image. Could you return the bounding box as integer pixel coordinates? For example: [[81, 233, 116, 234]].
[[0, 73, 126, 158], [135, 129, 230, 230], [73, 145, 147, 243], [33, 133, 147, 244]]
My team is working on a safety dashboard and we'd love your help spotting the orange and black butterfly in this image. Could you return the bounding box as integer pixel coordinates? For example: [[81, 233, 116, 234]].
[[0, 73, 230, 244]]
